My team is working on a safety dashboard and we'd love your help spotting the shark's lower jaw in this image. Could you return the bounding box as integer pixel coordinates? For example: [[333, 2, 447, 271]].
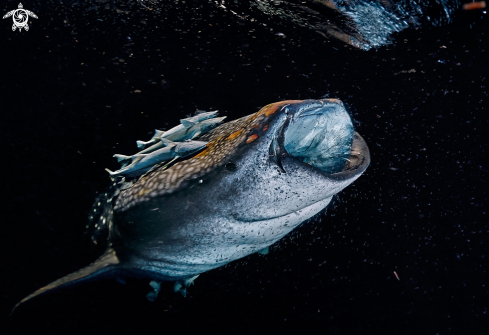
[[283, 99, 355, 174]]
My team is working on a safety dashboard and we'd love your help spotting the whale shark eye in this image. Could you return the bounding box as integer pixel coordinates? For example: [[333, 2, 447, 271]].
[[225, 162, 238, 172]]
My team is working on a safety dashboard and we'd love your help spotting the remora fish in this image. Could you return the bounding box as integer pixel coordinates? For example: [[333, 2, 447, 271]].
[[12, 99, 370, 312], [137, 116, 227, 154], [136, 111, 220, 150], [106, 139, 208, 178]]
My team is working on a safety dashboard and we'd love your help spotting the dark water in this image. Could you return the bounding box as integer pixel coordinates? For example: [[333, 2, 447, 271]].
[[1, 0, 488, 334]]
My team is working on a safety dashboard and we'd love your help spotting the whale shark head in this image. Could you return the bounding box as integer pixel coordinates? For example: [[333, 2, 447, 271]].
[[198, 98, 370, 224]]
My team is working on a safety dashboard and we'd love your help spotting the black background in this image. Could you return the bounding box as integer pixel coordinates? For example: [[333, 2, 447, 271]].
[[1, 0, 488, 334]]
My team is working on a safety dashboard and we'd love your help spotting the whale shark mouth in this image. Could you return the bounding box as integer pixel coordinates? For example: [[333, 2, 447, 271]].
[[271, 99, 370, 178]]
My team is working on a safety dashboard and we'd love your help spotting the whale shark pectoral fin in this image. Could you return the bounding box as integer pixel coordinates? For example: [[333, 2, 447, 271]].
[[11, 249, 120, 315], [174, 274, 199, 298], [180, 119, 196, 128], [257, 246, 269, 255], [146, 280, 161, 302]]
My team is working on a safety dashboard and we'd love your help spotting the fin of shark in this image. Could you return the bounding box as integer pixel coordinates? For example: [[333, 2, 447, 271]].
[[11, 249, 120, 315]]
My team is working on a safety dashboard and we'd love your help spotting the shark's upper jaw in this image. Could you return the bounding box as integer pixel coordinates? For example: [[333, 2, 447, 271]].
[[272, 99, 369, 179]]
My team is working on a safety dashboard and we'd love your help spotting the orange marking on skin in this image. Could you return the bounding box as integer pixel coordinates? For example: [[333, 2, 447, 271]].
[[264, 104, 280, 116], [256, 103, 272, 117], [252, 124, 261, 129], [228, 129, 243, 140], [255, 100, 301, 118], [249, 113, 259, 121], [195, 136, 223, 158], [263, 124, 269, 131], [263, 100, 304, 116], [326, 98, 341, 104], [463, 1, 486, 10], [195, 147, 210, 158], [246, 134, 258, 143]]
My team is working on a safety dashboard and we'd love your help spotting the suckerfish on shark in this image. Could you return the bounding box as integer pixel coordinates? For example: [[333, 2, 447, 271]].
[[136, 112, 223, 151]]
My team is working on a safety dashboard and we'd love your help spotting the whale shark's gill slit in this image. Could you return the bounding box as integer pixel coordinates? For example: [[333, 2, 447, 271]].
[[269, 115, 291, 174], [276, 158, 286, 174]]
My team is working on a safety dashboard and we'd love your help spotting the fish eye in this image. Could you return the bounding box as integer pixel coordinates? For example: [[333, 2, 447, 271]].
[[225, 162, 238, 172]]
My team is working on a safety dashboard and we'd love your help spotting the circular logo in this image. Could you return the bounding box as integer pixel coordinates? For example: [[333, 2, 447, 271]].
[[13, 9, 28, 26]]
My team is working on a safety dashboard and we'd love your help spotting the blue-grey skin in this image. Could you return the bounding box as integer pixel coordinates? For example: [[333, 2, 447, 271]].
[[12, 99, 370, 312], [137, 116, 227, 154], [136, 111, 220, 150], [106, 140, 208, 178]]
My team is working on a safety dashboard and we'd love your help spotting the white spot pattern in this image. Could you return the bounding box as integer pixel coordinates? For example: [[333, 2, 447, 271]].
[[114, 112, 268, 212]]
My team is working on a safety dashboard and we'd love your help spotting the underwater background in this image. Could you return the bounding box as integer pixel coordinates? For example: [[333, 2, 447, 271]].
[[1, 0, 488, 333]]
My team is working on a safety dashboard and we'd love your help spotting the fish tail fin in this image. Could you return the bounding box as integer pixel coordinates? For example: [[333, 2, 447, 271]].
[[11, 249, 120, 315], [105, 168, 116, 176], [136, 140, 148, 150], [113, 155, 132, 169], [114, 154, 130, 162]]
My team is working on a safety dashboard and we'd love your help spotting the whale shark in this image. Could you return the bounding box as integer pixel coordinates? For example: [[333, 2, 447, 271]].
[[12, 99, 370, 312]]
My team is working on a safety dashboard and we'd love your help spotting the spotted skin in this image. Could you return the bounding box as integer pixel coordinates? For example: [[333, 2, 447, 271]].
[[114, 100, 300, 212]]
